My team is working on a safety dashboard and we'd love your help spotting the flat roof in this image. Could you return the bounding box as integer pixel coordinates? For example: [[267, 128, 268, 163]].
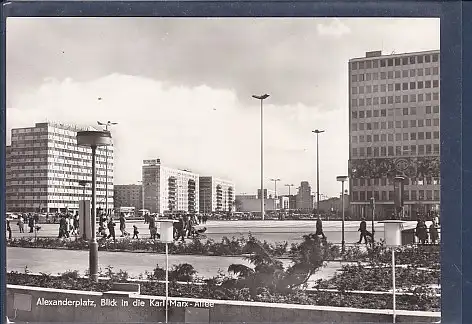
[[349, 49, 440, 62]]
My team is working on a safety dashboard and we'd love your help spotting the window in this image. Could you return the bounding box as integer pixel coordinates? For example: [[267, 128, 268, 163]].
[[403, 95, 409, 103], [359, 98, 365, 106], [402, 69, 409, 77], [396, 133, 402, 141], [433, 118, 440, 126], [425, 144, 432, 154], [418, 94, 424, 102], [418, 145, 425, 155], [389, 108, 395, 116], [417, 55, 424, 63], [403, 120, 409, 128], [395, 83, 401, 91], [380, 59, 386, 67], [410, 120, 417, 127], [359, 62, 365, 69], [426, 93, 432, 101], [411, 132, 417, 140], [352, 75, 358, 82], [366, 98, 372, 106], [434, 144, 440, 153], [426, 132, 432, 139], [403, 108, 409, 115], [352, 87, 358, 94], [373, 97, 379, 105], [381, 109, 386, 117], [360, 147, 365, 156], [410, 82, 416, 90], [410, 145, 417, 155], [417, 68, 424, 76], [418, 119, 424, 127], [373, 122, 379, 130], [388, 96, 394, 104], [359, 191, 366, 200], [381, 147, 387, 156], [395, 70, 401, 78], [381, 191, 387, 201], [410, 69, 416, 77], [418, 132, 425, 140], [388, 134, 394, 141], [359, 123, 365, 130], [352, 123, 358, 131], [410, 56, 416, 64], [373, 73, 379, 80], [352, 62, 358, 70], [351, 99, 358, 107], [366, 60, 372, 69], [403, 133, 409, 140], [411, 190, 417, 200], [373, 134, 379, 142], [359, 135, 365, 142], [381, 97, 387, 104], [425, 80, 431, 88], [388, 146, 394, 156], [410, 107, 417, 115], [418, 81, 424, 89], [395, 120, 402, 128], [425, 55, 431, 63], [366, 110, 372, 118], [425, 67, 431, 75], [374, 147, 379, 157], [395, 95, 401, 103], [366, 147, 372, 156], [366, 85, 372, 93], [433, 131, 440, 139], [387, 58, 393, 66], [351, 136, 358, 143], [402, 82, 408, 90], [410, 94, 416, 102], [359, 111, 365, 118], [352, 148, 358, 157], [359, 86, 364, 94], [426, 106, 432, 114], [366, 73, 372, 81], [426, 119, 432, 127], [381, 84, 386, 92], [381, 72, 387, 80], [433, 67, 439, 75], [359, 74, 365, 81], [373, 60, 379, 68], [388, 83, 394, 91], [388, 71, 394, 79], [394, 58, 401, 66], [433, 92, 439, 100], [388, 121, 394, 129], [381, 122, 386, 129], [433, 80, 439, 88], [396, 146, 402, 155], [433, 105, 440, 113], [366, 123, 372, 130], [373, 110, 379, 117], [402, 57, 408, 65], [373, 85, 379, 93]]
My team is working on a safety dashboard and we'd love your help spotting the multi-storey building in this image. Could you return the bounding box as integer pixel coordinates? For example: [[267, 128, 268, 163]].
[[114, 184, 142, 211], [296, 181, 314, 212], [348, 50, 440, 220], [6, 122, 114, 213], [257, 189, 276, 199], [199, 176, 235, 213], [142, 159, 199, 214]]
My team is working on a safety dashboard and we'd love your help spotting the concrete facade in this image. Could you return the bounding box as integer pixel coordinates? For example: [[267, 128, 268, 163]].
[[199, 176, 235, 213], [114, 184, 142, 211]]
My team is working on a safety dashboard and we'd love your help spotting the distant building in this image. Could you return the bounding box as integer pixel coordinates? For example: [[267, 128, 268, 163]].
[[257, 189, 276, 199], [142, 159, 199, 214], [237, 197, 279, 213], [6, 122, 114, 213], [199, 176, 235, 213], [318, 195, 350, 214], [279, 196, 290, 210], [114, 184, 142, 211], [296, 181, 313, 212]]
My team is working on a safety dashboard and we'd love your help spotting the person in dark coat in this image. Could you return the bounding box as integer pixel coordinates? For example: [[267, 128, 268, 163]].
[[315, 216, 327, 239], [429, 220, 439, 244], [119, 213, 128, 237], [132, 225, 139, 239], [357, 218, 372, 244], [174, 216, 186, 242], [28, 216, 35, 233], [107, 217, 116, 242], [415, 219, 428, 244], [7, 219, 12, 240]]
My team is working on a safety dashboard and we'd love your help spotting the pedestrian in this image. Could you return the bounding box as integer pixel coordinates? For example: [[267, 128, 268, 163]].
[[415, 219, 428, 244], [107, 217, 116, 242], [203, 214, 208, 224], [149, 215, 156, 239], [198, 215, 202, 224], [45, 214, 50, 224], [7, 219, 12, 240], [28, 216, 34, 233], [74, 214, 80, 235], [315, 215, 327, 239], [17, 216, 24, 233], [429, 220, 439, 244], [357, 218, 372, 244], [98, 224, 108, 239], [58, 216, 67, 238], [174, 215, 186, 242], [119, 213, 128, 237], [133, 225, 139, 239]]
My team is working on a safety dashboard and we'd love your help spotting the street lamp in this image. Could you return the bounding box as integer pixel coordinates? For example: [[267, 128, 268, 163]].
[[270, 178, 281, 198], [97, 121, 117, 217], [336, 175, 348, 253], [312, 129, 325, 214], [76, 130, 113, 282], [252, 94, 270, 220], [78, 180, 89, 240]]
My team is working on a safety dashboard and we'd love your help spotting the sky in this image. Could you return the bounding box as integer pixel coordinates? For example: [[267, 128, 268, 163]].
[[6, 17, 440, 197]]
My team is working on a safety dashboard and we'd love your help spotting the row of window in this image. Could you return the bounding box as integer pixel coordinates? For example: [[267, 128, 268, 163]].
[[352, 67, 439, 83], [351, 92, 439, 107], [351, 54, 439, 71], [352, 131, 440, 143], [352, 144, 440, 157], [352, 177, 439, 187], [352, 106, 439, 119], [352, 119, 440, 132], [352, 80, 439, 95], [351, 189, 440, 202]]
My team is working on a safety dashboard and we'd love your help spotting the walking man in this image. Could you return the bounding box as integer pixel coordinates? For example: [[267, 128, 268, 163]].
[[357, 218, 372, 244], [132, 225, 139, 239], [315, 215, 327, 239], [7, 219, 12, 240], [119, 213, 128, 237], [107, 217, 116, 242]]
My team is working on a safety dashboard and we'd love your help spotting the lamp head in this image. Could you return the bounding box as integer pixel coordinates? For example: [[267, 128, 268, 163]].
[[252, 94, 270, 100], [312, 129, 325, 134], [336, 175, 348, 182]]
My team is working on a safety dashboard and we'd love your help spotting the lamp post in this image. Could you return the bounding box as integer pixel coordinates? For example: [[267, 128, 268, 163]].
[[97, 121, 117, 217], [252, 94, 270, 220], [370, 197, 376, 243], [78, 180, 89, 240], [270, 178, 280, 198], [312, 130, 325, 214], [336, 176, 348, 253], [76, 130, 112, 282]]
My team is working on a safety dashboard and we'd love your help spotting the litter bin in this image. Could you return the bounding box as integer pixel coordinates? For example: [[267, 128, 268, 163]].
[[401, 228, 416, 245]]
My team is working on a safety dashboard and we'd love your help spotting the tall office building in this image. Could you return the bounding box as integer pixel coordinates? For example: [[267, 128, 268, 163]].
[[114, 184, 142, 211], [6, 122, 114, 213], [348, 50, 440, 219], [199, 176, 235, 213], [296, 181, 314, 212], [142, 159, 199, 214]]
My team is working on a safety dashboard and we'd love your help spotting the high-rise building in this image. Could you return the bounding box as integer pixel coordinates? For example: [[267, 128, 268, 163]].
[[348, 50, 440, 219], [296, 181, 313, 212], [199, 176, 235, 213], [114, 184, 142, 211], [142, 159, 199, 214], [6, 122, 114, 213]]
